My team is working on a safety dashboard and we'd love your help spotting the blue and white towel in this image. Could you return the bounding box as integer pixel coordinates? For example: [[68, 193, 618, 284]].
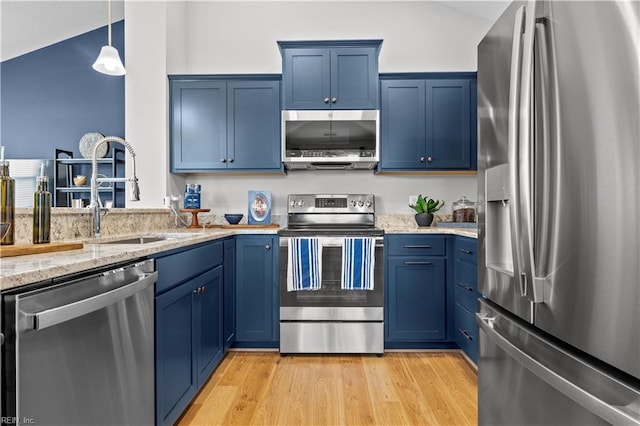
[[341, 237, 375, 290], [287, 238, 322, 291]]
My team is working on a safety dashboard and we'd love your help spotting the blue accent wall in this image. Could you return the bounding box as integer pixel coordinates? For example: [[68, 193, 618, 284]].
[[0, 21, 125, 159]]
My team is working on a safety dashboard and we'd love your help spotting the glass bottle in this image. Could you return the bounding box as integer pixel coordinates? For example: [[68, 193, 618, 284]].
[[0, 158, 15, 245], [33, 175, 51, 244]]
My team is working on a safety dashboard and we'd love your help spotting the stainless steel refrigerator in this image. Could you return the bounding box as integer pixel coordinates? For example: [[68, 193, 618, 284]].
[[477, 1, 640, 424]]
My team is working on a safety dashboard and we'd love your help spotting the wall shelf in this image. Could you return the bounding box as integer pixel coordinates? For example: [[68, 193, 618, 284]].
[[54, 147, 125, 207]]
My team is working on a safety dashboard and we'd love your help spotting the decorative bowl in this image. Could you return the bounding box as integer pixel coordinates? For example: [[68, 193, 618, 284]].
[[224, 214, 243, 225], [73, 175, 87, 186]]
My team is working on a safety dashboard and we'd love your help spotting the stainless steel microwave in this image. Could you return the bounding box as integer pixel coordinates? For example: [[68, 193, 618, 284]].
[[281, 110, 379, 170]]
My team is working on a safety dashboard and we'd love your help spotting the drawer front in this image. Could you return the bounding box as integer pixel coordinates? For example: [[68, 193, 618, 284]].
[[156, 241, 223, 293], [455, 278, 479, 314], [454, 303, 478, 363], [455, 237, 477, 264], [386, 235, 446, 257]]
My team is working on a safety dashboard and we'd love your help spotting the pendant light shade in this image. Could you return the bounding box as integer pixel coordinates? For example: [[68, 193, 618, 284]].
[[93, 0, 125, 76], [93, 46, 125, 75]]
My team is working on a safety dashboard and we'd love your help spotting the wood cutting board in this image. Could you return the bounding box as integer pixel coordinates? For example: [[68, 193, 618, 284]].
[[0, 242, 84, 258]]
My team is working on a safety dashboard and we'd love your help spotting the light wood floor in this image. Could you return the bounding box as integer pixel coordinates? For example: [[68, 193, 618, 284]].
[[178, 351, 478, 426]]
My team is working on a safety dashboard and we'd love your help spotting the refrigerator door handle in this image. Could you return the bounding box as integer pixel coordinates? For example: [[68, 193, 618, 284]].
[[477, 312, 640, 425], [507, 4, 528, 297], [515, 0, 546, 303]]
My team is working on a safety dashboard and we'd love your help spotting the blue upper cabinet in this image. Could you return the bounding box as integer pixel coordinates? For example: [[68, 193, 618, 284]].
[[279, 40, 382, 110], [227, 80, 281, 169], [379, 73, 477, 171], [171, 80, 227, 171], [169, 76, 282, 173]]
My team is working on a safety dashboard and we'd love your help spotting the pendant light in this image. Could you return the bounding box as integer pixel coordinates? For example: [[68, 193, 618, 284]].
[[92, 0, 125, 76]]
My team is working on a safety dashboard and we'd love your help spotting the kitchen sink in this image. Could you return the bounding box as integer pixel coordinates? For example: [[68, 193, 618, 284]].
[[101, 236, 169, 244], [92, 233, 205, 245]]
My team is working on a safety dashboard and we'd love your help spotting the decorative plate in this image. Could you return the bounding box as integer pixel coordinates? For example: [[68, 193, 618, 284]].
[[248, 191, 272, 224], [79, 132, 107, 159]]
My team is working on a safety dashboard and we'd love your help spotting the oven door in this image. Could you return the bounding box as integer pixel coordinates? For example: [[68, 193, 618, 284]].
[[279, 236, 383, 321]]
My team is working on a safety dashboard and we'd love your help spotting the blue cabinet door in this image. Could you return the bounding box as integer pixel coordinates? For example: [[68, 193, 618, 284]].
[[379, 75, 476, 171], [195, 266, 224, 387], [380, 80, 426, 169], [235, 235, 278, 345], [223, 239, 236, 350], [155, 278, 198, 426], [170, 80, 227, 172], [386, 257, 447, 341], [282, 48, 331, 110], [330, 47, 378, 109], [425, 79, 471, 169], [227, 80, 281, 170]]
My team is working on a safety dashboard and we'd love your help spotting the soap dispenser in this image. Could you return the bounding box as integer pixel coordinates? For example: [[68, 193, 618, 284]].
[[33, 162, 51, 244], [0, 146, 15, 245]]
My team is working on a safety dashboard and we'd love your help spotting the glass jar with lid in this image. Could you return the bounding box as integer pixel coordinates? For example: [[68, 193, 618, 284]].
[[452, 195, 476, 223]]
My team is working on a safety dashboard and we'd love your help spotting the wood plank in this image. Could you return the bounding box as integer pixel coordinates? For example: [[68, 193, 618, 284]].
[[179, 352, 477, 425], [0, 241, 84, 258]]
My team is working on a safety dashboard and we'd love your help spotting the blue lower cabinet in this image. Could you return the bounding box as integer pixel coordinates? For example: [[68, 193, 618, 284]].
[[155, 278, 198, 426], [155, 265, 223, 426], [453, 236, 479, 363], [223, 239, 236, 351], [454, 303, 478, 363], [386, 257, 447, 342], [195, 267, 224, 386], [234, 235, 279, 347]]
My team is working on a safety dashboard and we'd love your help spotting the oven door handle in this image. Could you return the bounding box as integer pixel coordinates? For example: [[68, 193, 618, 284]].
[[280, 237, 384, 247]]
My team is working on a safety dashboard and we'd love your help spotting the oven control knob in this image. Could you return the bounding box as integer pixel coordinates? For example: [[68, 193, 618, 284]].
[[290, 200, 296, 208], [365, 199, 372, 208], [297, 200, 305, 207], [357, 199, 365, 207], [350, 200, 356, 207]]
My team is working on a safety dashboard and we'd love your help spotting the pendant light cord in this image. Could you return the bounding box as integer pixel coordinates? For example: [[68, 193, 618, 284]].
[[107, 0, 112, 46]]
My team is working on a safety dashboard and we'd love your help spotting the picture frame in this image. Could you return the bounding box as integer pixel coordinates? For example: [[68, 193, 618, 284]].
[[248, 190, 272, 225]]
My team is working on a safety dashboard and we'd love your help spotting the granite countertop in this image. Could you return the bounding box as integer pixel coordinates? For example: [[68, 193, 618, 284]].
[[0, 228, 277, 290], [0, 224, 476, 290]]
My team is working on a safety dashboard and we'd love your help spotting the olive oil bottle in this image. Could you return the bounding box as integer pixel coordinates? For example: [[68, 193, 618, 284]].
[[33, 163, 51, 244], [0, 146, 15, 245]]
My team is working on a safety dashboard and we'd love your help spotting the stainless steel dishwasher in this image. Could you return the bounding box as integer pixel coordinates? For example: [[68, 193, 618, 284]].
[[2, 258, 156, 426]]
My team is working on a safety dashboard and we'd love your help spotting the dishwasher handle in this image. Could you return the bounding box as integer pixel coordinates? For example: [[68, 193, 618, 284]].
[[29, 271, 157, 331]]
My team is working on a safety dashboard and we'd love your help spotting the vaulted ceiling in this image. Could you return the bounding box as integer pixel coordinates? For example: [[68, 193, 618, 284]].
[[0, 0, 509, 62]]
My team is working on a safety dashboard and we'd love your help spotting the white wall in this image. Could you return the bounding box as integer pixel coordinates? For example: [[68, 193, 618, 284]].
[[126, 1, 494, 213]]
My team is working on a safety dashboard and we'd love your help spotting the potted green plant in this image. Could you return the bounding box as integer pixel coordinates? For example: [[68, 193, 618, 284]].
[[409, 195, 444, 227]]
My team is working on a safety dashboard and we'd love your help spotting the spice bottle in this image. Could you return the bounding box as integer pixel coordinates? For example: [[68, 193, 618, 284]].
[[33, 163, 51, 244], [0, 146, 15, 245]]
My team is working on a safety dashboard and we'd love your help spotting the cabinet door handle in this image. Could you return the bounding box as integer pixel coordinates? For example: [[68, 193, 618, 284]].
[[265, 244, 271, 250], [332, 97, 337, 103], [193, 288, 200, 295], [458, 328, 473, 341], [220, 158, 227, 163], [324, 97, 330, 103], [404, 261, 433, 266], [458, 248, 473, 255], [228, 158, 234, 163], [404, 245, 431, 249], [457, 282, 474, 292], [427, 156, 433, 162], [420, 156, 425, 163], [200, 286, 205, 293]]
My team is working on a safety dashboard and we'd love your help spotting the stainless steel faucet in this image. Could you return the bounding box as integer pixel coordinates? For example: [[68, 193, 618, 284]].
[[89, 136, 140, 237]]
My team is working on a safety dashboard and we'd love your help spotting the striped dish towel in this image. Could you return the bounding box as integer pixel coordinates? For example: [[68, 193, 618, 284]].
[[287, 238, 322, 291], [341, 237, 375, 290]]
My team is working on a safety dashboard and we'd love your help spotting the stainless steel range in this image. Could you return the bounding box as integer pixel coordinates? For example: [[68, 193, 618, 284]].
[[279, 194, 384, 355]]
